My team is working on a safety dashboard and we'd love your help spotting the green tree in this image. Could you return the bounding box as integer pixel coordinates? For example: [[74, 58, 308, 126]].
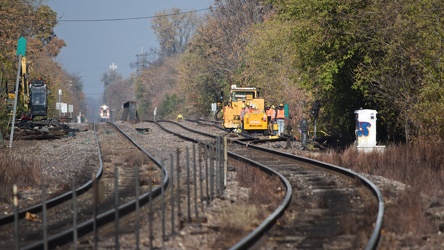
[[350, 0, 444, 142], [413, 1, 444, 141], [269, 0, 368, 142], [159, 94, 181, 118], [269, 0, 444, 142]]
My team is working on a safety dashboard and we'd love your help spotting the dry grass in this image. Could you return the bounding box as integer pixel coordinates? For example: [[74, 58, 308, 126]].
[[125, 151, 150, 167], [236, 163, 284, 207], [124, 151, 162, 185], [215, 205, 261, 248], [211, 162, 285, 249], [0, 150, 42, 203], [312, 142, 444, 197], [307, 141, 444, 242]]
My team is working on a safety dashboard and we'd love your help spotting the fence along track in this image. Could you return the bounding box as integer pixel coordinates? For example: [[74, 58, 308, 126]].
[[101, 121, 233, 249], [152, 120, 296, 248], [157, 119, 384, 250], [0, 123, 168, 249]]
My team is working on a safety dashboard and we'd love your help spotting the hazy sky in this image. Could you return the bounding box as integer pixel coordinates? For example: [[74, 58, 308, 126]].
[[46, 0, 211, 100]]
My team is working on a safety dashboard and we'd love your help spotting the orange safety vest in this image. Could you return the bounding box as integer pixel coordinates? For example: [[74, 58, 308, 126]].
[[276, 109, 285, 119], [266, 108, 275, 120]]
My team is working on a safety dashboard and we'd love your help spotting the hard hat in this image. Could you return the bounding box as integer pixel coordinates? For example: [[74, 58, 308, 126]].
[[271, 105, 275, 109], [279, 103, 284, 107]]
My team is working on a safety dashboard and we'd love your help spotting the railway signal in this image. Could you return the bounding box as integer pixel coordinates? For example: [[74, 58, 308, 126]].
[[311, 100, 321, 142], [16, 36, 27, 56], [311, 100, 321, 120]]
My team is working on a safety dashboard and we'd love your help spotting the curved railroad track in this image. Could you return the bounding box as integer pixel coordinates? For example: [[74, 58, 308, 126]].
[[228, 141, 383, 249], [0, 123, 168, 249], [154, 119, 384, 249]]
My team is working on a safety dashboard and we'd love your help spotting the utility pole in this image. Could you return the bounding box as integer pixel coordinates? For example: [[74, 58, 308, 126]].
[[132, 46, 149, 75]]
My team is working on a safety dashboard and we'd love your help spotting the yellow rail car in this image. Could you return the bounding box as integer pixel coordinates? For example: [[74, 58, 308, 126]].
[[222, 85, 267, 134]]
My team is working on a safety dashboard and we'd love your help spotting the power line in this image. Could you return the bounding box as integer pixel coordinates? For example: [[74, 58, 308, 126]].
[[58, 8, 210, 22]]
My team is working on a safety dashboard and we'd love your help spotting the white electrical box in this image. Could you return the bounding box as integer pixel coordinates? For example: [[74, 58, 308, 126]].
[[354, 109, 385, 153]]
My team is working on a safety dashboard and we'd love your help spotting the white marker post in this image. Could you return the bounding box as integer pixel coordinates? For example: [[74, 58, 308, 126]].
[[153, 107, 157, 122]]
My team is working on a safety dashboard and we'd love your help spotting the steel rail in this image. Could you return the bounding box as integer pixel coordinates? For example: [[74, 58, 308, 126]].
[[156, 120, 384, 250], [22, 122, 169, 249], [230, 140, 384, 250]]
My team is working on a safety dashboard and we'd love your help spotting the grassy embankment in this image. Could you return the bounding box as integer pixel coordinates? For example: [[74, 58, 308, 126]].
[[310, 142, 444, 245]]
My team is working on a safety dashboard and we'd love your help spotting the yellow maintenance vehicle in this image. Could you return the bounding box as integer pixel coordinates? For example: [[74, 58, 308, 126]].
[[222, 85, 268, 134]]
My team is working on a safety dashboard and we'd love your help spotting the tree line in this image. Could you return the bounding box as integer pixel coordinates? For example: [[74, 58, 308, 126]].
[[132, 0, 443, 144]]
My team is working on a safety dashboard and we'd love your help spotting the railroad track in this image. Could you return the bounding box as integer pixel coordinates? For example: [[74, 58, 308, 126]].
[[228, 141, 383, 249], [0, 120, 383, 249], [0, 123, 167, 249], [153, 120, 384, 249]]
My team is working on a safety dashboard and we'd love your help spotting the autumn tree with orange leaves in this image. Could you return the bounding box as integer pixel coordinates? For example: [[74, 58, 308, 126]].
[[0, 0, 86, 134]]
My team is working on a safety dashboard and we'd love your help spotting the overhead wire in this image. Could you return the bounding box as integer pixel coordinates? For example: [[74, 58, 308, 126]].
[[57, 8, 210, 22]]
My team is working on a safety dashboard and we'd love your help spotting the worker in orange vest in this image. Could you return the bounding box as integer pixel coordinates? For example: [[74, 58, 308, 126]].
[[275, 103, 285, 136], [265, 104, 276, 135]]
